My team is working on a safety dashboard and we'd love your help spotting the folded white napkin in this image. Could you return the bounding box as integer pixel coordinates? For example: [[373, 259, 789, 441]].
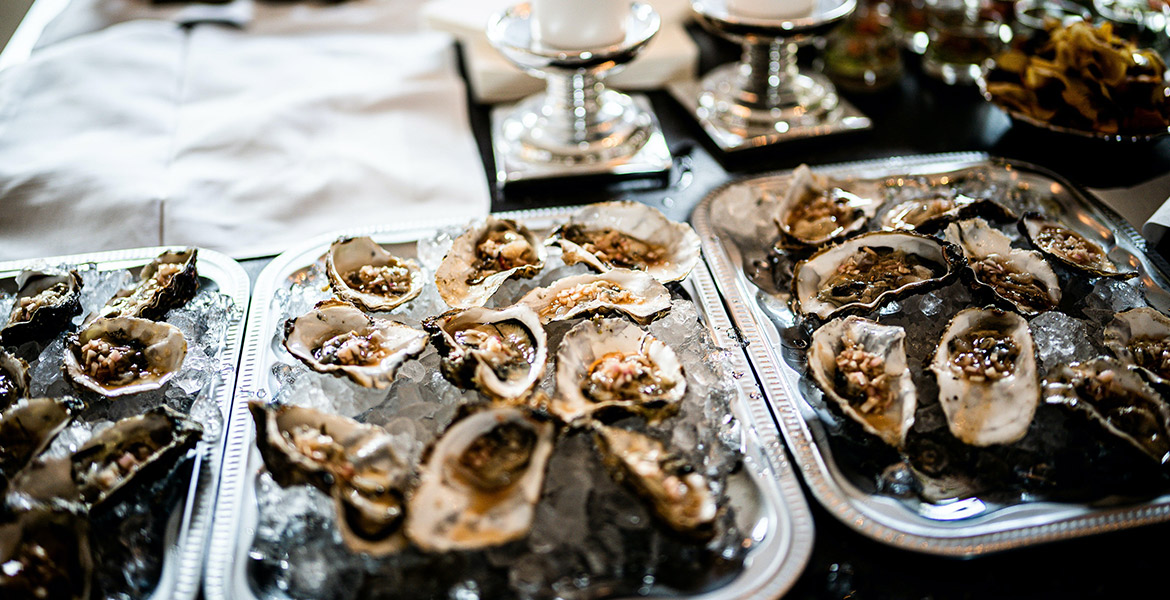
[[0, 12, 489, 261], [1089, 172, 1170, 246]]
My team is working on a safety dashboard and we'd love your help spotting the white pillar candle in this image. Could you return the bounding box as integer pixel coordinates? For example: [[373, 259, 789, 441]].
[[531, 0, 630, 50], [725, 0, 817, 19]]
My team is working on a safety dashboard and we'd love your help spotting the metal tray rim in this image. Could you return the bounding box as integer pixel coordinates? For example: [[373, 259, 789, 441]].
[[203, 208, 815, 600], [0, 245, 251, 600], [691, 151, 1170, 557]]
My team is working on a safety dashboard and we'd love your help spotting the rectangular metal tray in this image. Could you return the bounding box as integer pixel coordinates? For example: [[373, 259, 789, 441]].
[[204, 208, 815, 600], [692, 152, 1170, 556], [0, 245, 251, 600]]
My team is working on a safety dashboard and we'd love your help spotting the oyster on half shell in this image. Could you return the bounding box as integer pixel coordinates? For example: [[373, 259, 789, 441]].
[[63, 317, 187, 398], [773, 164, 881, 247], [1104, 307, 1170, 386], [0, 397, 80, 486], [518, 269, 672, 325], [424, 304, 548, 402], [0, 349, 31, 411], [283, 299, 427, 389], [435, 217, 546, 309], [547, 201, 701, 283], [930, 308, 1040, 447], [879, 193, 1015, 234], [326, 236, 425, 312], [0, 508, 92, 600], [808, 316, 917, 448], [944, 218, 1061, 316], [405, 406, 555, 552], [1, 268, 83, 347], [93, 248, 199, 321], [1020, 212, 1137, 280]]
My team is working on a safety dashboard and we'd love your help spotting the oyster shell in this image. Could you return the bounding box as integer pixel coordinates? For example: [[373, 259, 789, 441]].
[[517, 269, 672, 325], [424, 304, 548, 402], [63, 316, 187, 398], [930, 308, 1040, 446], [1020, 212, 1137, 280], [93, 248, 199, 321], [326, 236, 425, 312], [547, 201, 700, 283], [774, 164, 881, 246], [405, 406, 555, 552], [0, 508, 92, 600], [435, 217, 546, 308], [879, 193, 1015, 234], [0, 397, 79, 486], [592, 425, 717, 538], [249, 401, 411, 555], [792, 231, 963, 320], [1104, 307, 1170, 386], [0, 349, 31, 411], [0, 269, 83, 347], [283, 299, 427, 389], [552, 318, 686, 424], [1045, 357, 1170, 464], [808, 316, 917, 448], [943, 218, 1061, 316]]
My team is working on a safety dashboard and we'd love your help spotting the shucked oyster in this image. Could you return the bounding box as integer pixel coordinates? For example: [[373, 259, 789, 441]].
[[931, 308, 1040, 446], [283, 299, 427, 389], [518, 269, 672, 325], [326, 236, 425, 312], [773, 164, 881, 247], [405, 406, 555, 552], [92, 248, 199, 321], [0, 268, 83, 346], [250, 402, 411, 555], [547, 201, 701, 283], [879, 193, 1015, 234], [63, 316, 187, 398], [424, 304, 548, 402], [0, 508, 92, 600], [592, 425, 717, 538], [944, 218, 1061, 316], [552, 318, 685, 424], [0, 349, 31, 411], [1020, 212, 1137, 280], [1045, 357, 1170, 465], [0, 397, 80, 486], [808, 316, 916, 448], [792, 231, 962, 320], [1105, 308, 1170, 386], [435, 217, 546, 309]]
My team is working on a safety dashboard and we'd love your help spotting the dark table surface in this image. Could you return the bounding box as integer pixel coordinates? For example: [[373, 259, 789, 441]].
[[461, 25, 1170, 600]]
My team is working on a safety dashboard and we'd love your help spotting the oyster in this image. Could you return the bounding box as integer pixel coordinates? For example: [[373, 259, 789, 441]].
[[63, 316, 187, 398], [518, 269, 672, 325], [9, 406, 202, 510], [0, 268, 83, 346], [808, 316, 917, 448], [435, 217, 546, 308], [1020, 212, 1137, 280], [283, 299, 427, 389], [424, 304, 548, 402], [326, 236, 425, 312], [0, 349, 31, 410], [547, 201, 700, 283], [1104, 307, 1170, 386], [944, 218, 1061, 316], [552, 318, 686, 424], [879, 193, 1015, 234], [592, 425, 717, 538], [774, 164, 881, 246], [0, 508, 92, 600], [405, 406, 555, 552], [0, 397, 79, 485], [1045, 358, 1170, 464], [792, 231, 962, 320], [93, 248, 199, 321], [250, 402, 411, 555], [930, 308, 1040, 446]]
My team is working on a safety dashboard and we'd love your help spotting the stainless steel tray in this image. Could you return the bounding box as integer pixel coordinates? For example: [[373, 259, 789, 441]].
[[204, 208, 814, 600], [692, 151, 1170, 556], [0, 245, 250, 600]]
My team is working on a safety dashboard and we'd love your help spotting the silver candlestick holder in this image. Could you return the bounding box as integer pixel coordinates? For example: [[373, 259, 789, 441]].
[[669, 0, 873, 152], [486, 2, 672, 185]]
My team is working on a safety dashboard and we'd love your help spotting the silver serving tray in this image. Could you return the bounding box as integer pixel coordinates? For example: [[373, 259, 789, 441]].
[[204, 208, 814, 600], [0, 246, 250, 600], [692, 151, 1170, 556]]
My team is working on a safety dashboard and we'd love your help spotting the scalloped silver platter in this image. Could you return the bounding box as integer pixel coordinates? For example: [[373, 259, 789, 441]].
[[692, 151, 1170, 556], [0, 246, 250, 600], [204, 208, 814, 600]]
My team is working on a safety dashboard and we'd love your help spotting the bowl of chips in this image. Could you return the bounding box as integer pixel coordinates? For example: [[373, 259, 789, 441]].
[[980, 20, 1170, 141]]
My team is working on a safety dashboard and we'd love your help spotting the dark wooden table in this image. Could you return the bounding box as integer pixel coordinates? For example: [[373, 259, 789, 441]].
[[467, 26, 1170, 600]]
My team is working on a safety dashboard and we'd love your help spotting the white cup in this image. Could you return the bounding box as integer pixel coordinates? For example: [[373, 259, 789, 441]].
[[531, 0, 630, 50], [725, 0, 818, 20]]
